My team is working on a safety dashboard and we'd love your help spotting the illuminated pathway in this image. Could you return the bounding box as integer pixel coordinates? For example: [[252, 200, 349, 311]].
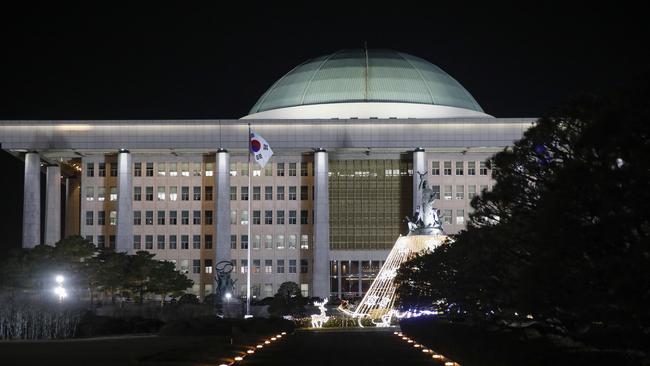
[[244, 328, 434, 366]]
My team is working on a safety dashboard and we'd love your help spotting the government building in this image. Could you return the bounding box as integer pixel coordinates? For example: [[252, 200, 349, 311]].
[[0, 49, 534, 300]]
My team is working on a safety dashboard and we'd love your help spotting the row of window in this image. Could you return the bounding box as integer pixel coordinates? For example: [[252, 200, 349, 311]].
[[86, 162, 215, 178], [230, 234, 310, 250], [426, 184, 490, 201], [84, 185, 312, 202], [235, 259, 309, 274], [230, 209, 311, 225], [85, 186, 214, 202], [230, 162, 310, 177], [84, 209, 313, 226], [85, 161, 313, 178], [230, 186, 310, 200], [430, 161, 489, 176], [83, 233, 312, 251]]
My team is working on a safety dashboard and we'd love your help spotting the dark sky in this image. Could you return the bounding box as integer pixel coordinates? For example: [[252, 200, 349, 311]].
[[0, 4, 648, 250]]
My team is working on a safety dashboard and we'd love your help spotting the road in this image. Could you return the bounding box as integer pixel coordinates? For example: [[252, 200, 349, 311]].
[[245, 327, 435, 366]]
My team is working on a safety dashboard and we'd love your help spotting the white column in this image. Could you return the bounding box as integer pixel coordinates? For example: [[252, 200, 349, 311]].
[[22, 152, 41, 248], [413, 148, 426, 215], [313, 149, 330, 299], [116, 150, 133, 253], [45, 165, 61, 245], [215, 149, 231, 290]]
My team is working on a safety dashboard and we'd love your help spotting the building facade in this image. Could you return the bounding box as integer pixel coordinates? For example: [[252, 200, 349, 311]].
[[0, 49, 534, 300]]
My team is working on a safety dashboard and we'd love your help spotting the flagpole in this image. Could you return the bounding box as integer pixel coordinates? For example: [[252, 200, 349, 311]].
[[246, 123, 252, 316]]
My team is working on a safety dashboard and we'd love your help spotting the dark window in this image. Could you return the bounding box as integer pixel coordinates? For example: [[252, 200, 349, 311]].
[[252, 210, 261, 225], [300, 186, 308, 200], [86, 163, 94, 177], [264, 210, 273, 224], [193, 235, 201, 249], [276, 210, 285, 225], [98, 163, 106, 177], [146, 162, 154, 176], [157, 210, 165, 225], [300, 210, 308, 224], [205, 210, 213, 225], [169, 211, 177, 225], [241, 235, 248, 249], [193, 186, 201, 200], [181, 186, 189, 200], [204, 235, 213, 249], [193, 210, 201, 225], [145, 211, 153, 225], [205, 186, 213, 200], [134, 162, 141, 177], [157, 235, 165, 249], [181, 235, 189, 249], [169, 235, 177, 249]]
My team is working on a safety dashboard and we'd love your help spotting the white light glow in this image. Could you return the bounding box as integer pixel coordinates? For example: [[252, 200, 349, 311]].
[[55, 275, 64, 284], [310, 298, 330, 328]]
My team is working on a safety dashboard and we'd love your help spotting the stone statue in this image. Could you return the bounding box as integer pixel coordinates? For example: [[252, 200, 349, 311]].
[[407, 171, 444, 235], [215, 260, 236, 300]]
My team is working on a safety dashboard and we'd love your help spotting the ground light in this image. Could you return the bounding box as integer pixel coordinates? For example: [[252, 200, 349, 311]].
[[394, 331, 462, 366], [221, 331, 291, 366]]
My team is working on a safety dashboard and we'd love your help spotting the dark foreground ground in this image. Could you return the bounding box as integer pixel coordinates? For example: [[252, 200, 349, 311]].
[[246, 328, 434, 366], [0, 328, 438, 366], [0, 334, 245, 366]]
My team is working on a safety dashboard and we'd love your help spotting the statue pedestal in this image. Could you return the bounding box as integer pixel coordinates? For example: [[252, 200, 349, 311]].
[[222, 298, 243, 318]]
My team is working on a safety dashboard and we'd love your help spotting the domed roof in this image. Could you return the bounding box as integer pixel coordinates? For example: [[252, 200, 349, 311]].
[[247, 49, 486, 118]]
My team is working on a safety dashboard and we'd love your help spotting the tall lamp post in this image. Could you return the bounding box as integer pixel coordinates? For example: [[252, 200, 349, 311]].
[[53, 275, 67, 303]]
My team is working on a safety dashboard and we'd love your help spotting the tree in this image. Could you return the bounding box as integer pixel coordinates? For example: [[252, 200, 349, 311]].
[[395, 83, 650, 333], [124, 251, 158, 304], [148, 260, 193, 306], [268, 281, 307, 316]]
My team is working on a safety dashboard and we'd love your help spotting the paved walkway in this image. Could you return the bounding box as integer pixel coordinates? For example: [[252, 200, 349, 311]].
[[245, 328, 434, 366]]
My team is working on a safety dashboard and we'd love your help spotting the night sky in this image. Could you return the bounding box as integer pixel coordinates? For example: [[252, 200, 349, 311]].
[[0, 4, 648, 251]]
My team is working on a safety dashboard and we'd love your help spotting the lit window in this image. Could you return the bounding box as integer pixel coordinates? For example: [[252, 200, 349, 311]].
[[85, 187, 94, 201], [110, 187, 117, 201], [253, 235, 261, 250], [157, 162, 166, 176], [230, 210, 237, 225], [240, 163, 248, 177], [265, 260, 273, 274], [456, 209, 465, 225], [145, 211, 153, 225], [264, 164, 273, 176], [253, 259, 261, 274], [288, 235, 297, 249], [264, 283, 273, 297], [110, 211, 117, 225], [468, 185, 477, 199], [157, 186, 166, 201], [253, 168, 261, 176], [205, 259, 213, 274], [442, 209, 452, 224], [181, 162, 189, 177], [97, 187, 105, 201], [264, 235, 273, 249], [169, 162, 177, 176], [456, 185, 464, 200], [276, 234, 285, 250], [193, 162, 202, 176], [240, 259, 248, 274], [240, 210, 248, 225], [169, 186, 178, 201], [229, 163, 237, 176], [300, 235, 309, 249], [205, 163, 213, 177], [300, 284, 309, 297], [444, 185, 452, 200]]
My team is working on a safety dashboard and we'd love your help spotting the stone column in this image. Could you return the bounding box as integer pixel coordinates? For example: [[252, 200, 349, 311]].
[[45, 165, 61, 245], [116, 149, 133, 253], [22, 152, 41, 248], [215, 149, 231, 292], [313, 149, 330, 299], [413, 148, 426, 215]]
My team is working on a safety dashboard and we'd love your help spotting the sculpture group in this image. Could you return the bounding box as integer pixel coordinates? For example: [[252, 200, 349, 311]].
[[405, 171, 444, 236]]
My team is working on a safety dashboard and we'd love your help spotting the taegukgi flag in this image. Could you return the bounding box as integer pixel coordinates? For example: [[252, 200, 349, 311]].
[[250, 131, 273, 167]]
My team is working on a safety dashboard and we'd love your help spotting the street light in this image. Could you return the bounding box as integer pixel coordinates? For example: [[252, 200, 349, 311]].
[[53, 275, 67, 303]]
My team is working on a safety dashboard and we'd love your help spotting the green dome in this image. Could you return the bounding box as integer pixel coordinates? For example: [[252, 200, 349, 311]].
[[249, 49, 484, 115]]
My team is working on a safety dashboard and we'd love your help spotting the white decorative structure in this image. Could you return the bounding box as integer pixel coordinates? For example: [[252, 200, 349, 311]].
[[311, 298, 330, 328]]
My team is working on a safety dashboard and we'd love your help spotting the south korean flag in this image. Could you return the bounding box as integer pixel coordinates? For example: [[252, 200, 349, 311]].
[[250, 131, 273, 167]]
